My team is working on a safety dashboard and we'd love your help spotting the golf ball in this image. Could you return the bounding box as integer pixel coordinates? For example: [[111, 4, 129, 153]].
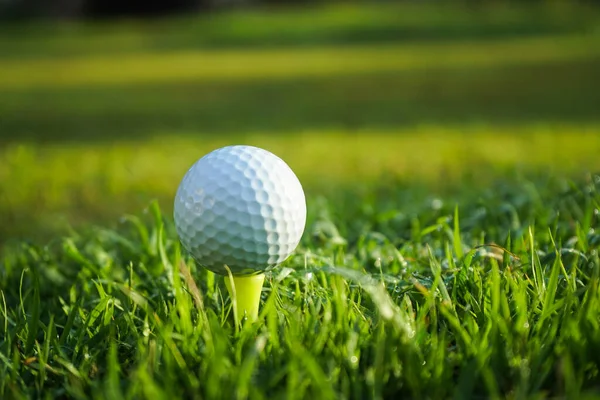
[[174, 145, 306, 276]]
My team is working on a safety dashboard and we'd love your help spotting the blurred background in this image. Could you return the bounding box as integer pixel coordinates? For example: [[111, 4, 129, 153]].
[[1, 0, 600, 247]]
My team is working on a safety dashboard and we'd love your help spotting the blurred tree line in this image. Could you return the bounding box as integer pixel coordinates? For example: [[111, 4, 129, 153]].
[[2, 0, 594, 20], [2, 0, 315, 19], [1, 0, 195, 19]]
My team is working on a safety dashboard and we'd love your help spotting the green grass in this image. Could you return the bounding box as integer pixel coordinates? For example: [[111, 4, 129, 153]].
[[0, 35, 600, 90], [2, 125, 600, 244], [1, 25, 600, 243], [2, 35, 599, 90], [2, 55, 600, 143], [2, 3, 600, 398], [1, 3, 598, 59], [1, 176, 600, 398]]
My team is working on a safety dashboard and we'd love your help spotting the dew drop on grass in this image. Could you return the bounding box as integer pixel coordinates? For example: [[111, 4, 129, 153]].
[[431, 198, 443, 210], [255, 335, 267, 353]]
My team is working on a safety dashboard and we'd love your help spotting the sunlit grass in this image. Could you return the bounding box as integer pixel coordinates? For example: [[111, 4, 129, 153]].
[[2, 4, 600, 397], [2, 124, 600, 242], [1, 35, 599, 89], [0, 2, 597, 59], [1, 172, 599, 398]]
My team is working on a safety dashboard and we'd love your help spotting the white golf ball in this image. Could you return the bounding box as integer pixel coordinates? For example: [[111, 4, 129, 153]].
[[174, 145, 307, 276]]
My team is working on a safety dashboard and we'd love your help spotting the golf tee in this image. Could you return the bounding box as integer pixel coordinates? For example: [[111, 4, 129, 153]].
[[225, 273, 265, 325]]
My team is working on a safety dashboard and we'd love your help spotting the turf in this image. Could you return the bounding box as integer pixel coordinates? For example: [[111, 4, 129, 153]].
[[2, 3, 600, 398], [1, 4, 600, 243], [2, 35, 600, 90], [1, 176, 600, 399], [3, 126, 600, 244], [1, 3, 598, 59]]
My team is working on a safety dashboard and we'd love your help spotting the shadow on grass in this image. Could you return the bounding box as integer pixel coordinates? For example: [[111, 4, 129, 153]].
[[0, 3, 597, 59], [1, 57, 600, 144]]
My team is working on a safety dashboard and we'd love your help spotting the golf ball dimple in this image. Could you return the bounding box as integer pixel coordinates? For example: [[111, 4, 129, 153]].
[[174, 145, 307, 276]]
